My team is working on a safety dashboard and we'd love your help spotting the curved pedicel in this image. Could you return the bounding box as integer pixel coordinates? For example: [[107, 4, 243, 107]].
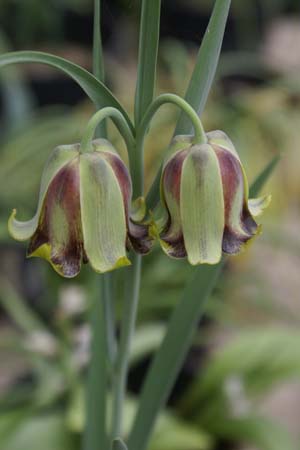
[[158, 131, 270, 265], [9, 140, 154, 278]]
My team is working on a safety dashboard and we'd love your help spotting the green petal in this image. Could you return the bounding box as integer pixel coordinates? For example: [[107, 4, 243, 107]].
[[28, 158, 83, 278], [181, 144, 225, 265], [207, 130, 240, 160], [159, 149, 189, 259], [8, 144, 79, 241], [248, 195, 271, 217], [162, 135, 193, 168], [92, 138, 119, 155], [79, 152, 130, 273], [100, 149, 154, 255], [214, 146, 258, 254]]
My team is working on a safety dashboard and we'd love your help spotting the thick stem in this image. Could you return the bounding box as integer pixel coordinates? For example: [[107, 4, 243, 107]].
[[111, 253, 142, 439], [139, 93, 207, 146], [102, 273, 118, 366], [80, 107, 135, 155], [132, 93, 207, 198], [83, 277, 108, 450], [84, 4, 110, 450]]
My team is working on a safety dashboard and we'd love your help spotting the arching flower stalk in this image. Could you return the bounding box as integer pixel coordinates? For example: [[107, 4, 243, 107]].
[[157, 130, 271, 265], [9, 139, 152, 277]]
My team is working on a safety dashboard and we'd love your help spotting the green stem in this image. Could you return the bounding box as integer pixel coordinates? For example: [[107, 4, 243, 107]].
[[139, 93, 207, 145], [84, 4, 109, 450], [102, 273, 118, 366], [83, 277, 108, 450], [132, 93, 207, 198], [93, 0, 105, 82], [93, 0, 106, 137], [80, 107, 135, 158], [111, 253, 142, 439]]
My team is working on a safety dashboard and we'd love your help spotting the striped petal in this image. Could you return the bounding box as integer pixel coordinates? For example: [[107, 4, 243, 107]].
[[159, 148, 189, 258], [28, 157, 84, 278], [96, 144, 153, 255], [79, 151, 130, 273], [8, 144, 79, 242], [213, 145, 258, 254], [207, 130, 240, 160], [181, 144, 225, 265]]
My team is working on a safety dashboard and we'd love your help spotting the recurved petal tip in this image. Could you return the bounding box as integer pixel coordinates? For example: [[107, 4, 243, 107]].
[[248, 195, 271, 217], [8, 208, 39, 242]]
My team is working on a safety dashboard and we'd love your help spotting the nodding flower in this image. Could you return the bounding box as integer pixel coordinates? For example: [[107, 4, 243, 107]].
[[157, 130, 270, 265], [9, 139, 153, 277]]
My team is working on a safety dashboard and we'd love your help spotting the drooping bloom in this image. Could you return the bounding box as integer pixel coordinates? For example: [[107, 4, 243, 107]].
[[9, 139, 152, 277], [157, 131, 270, 265]]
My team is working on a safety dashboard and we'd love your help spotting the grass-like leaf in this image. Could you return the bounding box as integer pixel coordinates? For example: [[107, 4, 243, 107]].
[[134, 0, 161, 126], [147, 0, 231, 210], [93, 0, 106, 138], [0, 51, 133, 133], [128, 156, 279, 450], [175, 0, 231, 134], [250, 155, 280, 197]]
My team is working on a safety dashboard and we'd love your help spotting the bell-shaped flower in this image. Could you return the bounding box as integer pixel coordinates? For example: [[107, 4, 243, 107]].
[[9, 139, 152, 277], [157, 131, 270, 265]]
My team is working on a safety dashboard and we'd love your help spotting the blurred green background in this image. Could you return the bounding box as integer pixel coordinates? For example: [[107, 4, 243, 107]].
[[1, 1, 300, 449]]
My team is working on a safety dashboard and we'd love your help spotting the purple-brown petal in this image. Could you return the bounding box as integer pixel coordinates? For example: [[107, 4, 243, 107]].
[[101, 150, 153, 254], [160, 149, 188, 258], [28, 158, 84, 277], [213, 146, 258, 254]]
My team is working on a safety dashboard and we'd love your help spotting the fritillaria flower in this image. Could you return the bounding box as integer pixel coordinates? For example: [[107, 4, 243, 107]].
[[158, 131, 270, 265], [9, 139, 152, 277]]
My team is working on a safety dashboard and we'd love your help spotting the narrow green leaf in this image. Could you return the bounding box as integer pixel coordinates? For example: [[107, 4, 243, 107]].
[[146, 0, 231, 209], [250, 155, 280, 197], [0, 51, 133, 133], [93, 0, 107, 138], [0, 277, 49, 334], [112, 438, 128, 450], [128, 264, 223, 450], [93, 0, 105, 82], [175, 0, 231, 135], [128, 156, 279, 450], [134, 0, 161, 126]]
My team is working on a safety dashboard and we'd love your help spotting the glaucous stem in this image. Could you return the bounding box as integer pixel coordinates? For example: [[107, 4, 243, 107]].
[[80, 107, 135, 156], [111, 253, 142, 439], [132, 93, 207, 198]]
